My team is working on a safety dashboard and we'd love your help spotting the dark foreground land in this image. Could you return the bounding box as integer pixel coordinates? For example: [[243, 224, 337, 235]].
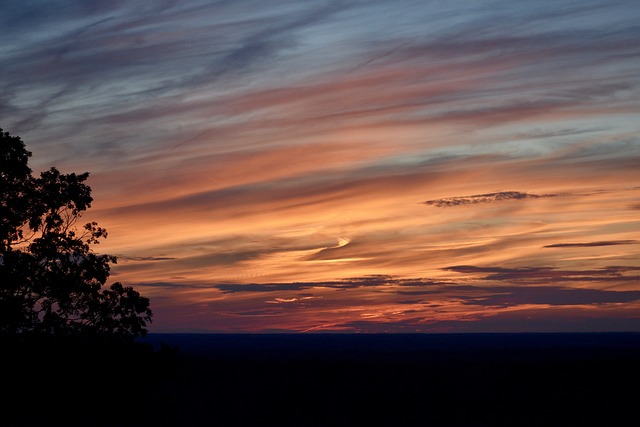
[[4, 332, 640, 426]]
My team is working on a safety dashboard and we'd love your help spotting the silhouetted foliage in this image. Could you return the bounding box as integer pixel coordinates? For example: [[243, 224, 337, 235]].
[[3, 333, 181, 427], [0, 127, 152, 341]]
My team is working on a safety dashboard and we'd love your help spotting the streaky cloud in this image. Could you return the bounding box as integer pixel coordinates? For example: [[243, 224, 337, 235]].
[[134, 281, 203, 289], [544, 240, 638, 248], [459, 285, 640, 307], [119, 256, 177, 261], [215, 283, 321, 294], [214, 276, 450, 294], [423, 191, 553, 207], [444, 265, 640, 283]]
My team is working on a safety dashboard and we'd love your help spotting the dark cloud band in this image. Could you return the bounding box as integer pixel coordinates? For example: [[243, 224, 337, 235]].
[[423, 191, 553, 207], [544, 240, 638, 248]]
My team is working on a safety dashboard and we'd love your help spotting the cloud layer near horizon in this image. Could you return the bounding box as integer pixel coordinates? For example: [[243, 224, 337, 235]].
[[2, 0, 639, 332]]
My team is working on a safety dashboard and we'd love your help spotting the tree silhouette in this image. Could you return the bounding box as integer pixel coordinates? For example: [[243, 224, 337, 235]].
[[0, 127, 152, 340]]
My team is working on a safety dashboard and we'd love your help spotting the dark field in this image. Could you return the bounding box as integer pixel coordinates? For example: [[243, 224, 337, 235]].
[[5, 333, 640, 426]]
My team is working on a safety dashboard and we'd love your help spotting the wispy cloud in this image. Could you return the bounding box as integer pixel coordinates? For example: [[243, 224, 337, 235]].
[[136, 271, 640, 332], [544, 240, 638, 248], [423, 191, 557, 207], [444, 265, 640, 284], [2, 0, 640, 332], [119, 256, 177, 262], [459, 285, 640, 307], [213, 275, 448, 294]]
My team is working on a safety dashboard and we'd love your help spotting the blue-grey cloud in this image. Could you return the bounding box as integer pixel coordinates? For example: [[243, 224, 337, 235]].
[[513, 127, 608, 140], [3, 1, 639, 130]]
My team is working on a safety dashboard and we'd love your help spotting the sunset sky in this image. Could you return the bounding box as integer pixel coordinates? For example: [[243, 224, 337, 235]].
[[2, 0, 639, 333]]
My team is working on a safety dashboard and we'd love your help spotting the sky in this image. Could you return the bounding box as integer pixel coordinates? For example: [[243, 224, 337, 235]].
[[2, 0, 640, 333]]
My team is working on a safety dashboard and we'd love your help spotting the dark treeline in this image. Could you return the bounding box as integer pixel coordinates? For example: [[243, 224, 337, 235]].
[[3, 335, 180, 426], [134, 332, 639, 427], [4, 332, 640, 426]]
